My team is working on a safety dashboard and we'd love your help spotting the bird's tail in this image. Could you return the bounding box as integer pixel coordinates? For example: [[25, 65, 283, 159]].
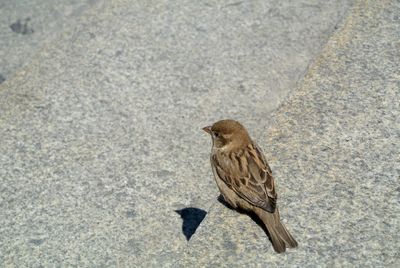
[[254, 207, 298, 253]]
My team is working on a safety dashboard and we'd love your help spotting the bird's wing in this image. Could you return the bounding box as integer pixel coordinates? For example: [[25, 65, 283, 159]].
[[212, 142, 277, 213]]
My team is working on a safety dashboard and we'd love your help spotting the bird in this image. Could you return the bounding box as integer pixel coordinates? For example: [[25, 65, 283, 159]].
[[203, 119, 298, 253]]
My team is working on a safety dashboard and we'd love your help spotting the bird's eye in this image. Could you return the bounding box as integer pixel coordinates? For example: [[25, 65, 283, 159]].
[[213, 132, 219, 138]]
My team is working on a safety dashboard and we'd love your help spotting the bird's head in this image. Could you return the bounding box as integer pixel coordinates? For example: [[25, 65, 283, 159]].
[[203, 119, 251, 151]]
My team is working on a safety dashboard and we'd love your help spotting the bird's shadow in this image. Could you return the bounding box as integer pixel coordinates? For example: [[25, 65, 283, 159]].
[[175, 207, 207, 241], [217, 195, 273, 242]]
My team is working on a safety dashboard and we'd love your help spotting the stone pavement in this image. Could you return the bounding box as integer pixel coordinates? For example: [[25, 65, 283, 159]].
[[0, 0, 103, 84], [181, 0, 400, 267], [1, 0, 397, 267]]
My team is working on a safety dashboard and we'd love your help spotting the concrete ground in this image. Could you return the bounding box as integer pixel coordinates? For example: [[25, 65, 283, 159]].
[[1, 0, 398, 267], [0, 0, 102, 84]]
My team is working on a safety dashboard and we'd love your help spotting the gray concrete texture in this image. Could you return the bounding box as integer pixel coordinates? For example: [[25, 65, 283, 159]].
[[0, 0, 103, 84], [1, 0, 396, 266], [182, 0, 400, 267]]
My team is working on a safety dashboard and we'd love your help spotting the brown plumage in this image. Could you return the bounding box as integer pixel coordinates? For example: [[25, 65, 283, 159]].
[[203, 119, 297, 253]]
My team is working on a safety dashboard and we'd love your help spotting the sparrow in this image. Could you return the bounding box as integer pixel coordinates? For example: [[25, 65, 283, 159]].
[[203, 119, 298, 253]]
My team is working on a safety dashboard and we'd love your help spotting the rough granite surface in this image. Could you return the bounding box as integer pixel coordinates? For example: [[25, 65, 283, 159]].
[[0, 0, 103, 84], [0, 0, 354, 266], [181, 0, 400, 267]]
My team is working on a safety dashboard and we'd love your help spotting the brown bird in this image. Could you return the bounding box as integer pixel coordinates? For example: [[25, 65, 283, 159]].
[[203, 119, 297, 253]]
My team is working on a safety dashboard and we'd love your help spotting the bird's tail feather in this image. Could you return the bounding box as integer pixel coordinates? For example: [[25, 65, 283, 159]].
[[275, 220, 298, 248], [254, 207, 298, 253], [267, 224, 287, 253]]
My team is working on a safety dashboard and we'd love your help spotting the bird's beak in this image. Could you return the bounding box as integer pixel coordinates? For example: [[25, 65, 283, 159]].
[[202, 126, 212, 135]]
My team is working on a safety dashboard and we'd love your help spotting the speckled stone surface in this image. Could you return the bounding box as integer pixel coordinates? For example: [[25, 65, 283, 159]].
[[0, 0, 352, 266], [182, 0, 400, 267], [0, 0, 103, 84]]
